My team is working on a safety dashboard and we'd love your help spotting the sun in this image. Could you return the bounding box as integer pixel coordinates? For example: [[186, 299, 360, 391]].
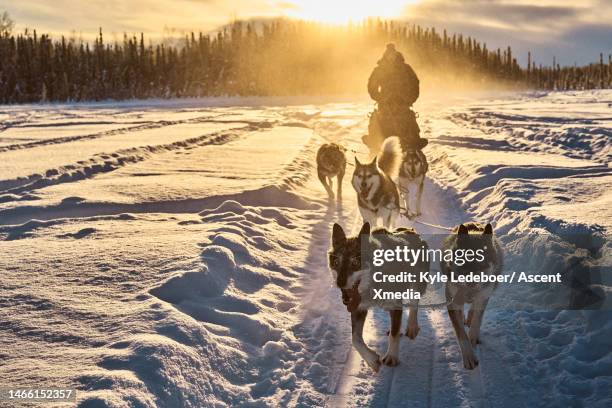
[[283, 0, 414, 24]]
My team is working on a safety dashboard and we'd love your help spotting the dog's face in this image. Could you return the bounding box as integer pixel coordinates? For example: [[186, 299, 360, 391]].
[[352, 157, 381, 201], [401, 150, 425, 179], [329, 223, 370, 294], [455, 223, 495, 273]]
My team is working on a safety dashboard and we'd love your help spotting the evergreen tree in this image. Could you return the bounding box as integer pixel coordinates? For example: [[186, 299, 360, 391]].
[[0, 18, 609, 103]]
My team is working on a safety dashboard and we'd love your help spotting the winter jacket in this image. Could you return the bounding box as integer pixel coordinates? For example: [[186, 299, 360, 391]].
[[368, 59, 419, 106]]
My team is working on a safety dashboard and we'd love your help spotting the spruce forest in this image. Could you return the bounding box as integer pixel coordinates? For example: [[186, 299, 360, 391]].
[[0, 18, 610, 103]]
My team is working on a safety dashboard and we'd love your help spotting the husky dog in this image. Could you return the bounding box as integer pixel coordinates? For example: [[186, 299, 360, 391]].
[[329, 222, 428, 371], [351, 139, 400, 228], [441, 222, 503, 369], [397, 139, 428, 219], [316, 143, 347, 201]]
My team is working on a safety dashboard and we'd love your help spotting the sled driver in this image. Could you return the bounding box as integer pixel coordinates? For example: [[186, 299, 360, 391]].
[[363, 44, 427, 154]]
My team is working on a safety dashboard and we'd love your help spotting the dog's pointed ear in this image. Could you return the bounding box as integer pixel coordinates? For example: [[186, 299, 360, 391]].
[[354, 156, 361, 166], [332, 223, 347, 249], [359, 222, 371, 237], [458, 224, 469, 235], [483, 223, 493, 235], [371, 156, 378, 166]]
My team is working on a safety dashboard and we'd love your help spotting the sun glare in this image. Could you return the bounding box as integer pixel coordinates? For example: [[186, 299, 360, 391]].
[[284, 0, 414, 24]]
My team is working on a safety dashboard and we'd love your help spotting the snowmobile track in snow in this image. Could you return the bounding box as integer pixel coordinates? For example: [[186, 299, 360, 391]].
[[0, 125, 259, 197]]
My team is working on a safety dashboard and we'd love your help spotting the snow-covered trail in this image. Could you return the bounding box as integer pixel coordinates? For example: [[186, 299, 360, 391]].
[[0, 92, 609, 407], [324, 163, 519, 408], [322, 91, 610, 407]]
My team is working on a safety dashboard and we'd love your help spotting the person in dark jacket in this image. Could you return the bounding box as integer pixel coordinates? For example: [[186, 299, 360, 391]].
[[363, 44, 426, 154]]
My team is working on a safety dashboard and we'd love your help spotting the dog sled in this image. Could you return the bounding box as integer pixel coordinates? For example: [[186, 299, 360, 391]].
[[362, 104, 428, 156]]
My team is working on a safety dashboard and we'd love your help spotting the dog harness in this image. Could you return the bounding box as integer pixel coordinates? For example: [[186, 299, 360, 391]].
[[357, 175, 399, 213]]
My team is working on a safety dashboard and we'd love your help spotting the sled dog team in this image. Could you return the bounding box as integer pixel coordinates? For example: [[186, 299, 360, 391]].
[[317, 139, 502, 371]]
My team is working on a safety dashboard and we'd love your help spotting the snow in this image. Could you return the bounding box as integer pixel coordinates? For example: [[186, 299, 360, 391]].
[[0, 122, 246, 182], [0, 90, 610, 407], [0, 123, 132, 148], [2, 127, 312, 210]]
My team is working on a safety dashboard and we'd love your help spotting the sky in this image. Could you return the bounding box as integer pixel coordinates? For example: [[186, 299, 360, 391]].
[[0, 0, 610, 66]]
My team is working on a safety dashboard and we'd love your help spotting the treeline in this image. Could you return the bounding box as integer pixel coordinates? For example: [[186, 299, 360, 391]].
[[525, 52, 612, 90], [0, 19, 610, 103]]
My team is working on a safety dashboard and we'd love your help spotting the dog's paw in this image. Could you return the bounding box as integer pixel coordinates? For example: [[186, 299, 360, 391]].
[[462, 350, 479, 370], [405, 325, 420, 339], [382, 353, 400, 367], [364, 353, 381, 372], [470, 336, 481, 347]]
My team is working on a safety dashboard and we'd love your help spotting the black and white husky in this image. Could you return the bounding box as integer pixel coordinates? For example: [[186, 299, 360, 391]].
[[351, 140, 400, 228], [441, 222, 503, 369], [398, 141, 428, 219], [316, 143, 347, 201], [329, 222, 429, 371], [381, 136, 428, 219]]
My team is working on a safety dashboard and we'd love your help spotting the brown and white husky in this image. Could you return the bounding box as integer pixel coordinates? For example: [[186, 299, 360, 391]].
[[316, 143, 347, 201], [351, 139, 400, 228], [441, 222, 503, 369], [329, 222, 429, 371]]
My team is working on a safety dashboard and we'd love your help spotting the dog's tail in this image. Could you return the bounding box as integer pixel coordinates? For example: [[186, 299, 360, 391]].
[[377, 136, 401, 178]]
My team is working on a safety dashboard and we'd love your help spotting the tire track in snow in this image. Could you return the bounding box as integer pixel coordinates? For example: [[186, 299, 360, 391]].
[[0, 131, 320, 226], [382, 311, 435, 408], [0, 115, 276, 153], [0, 122, 159, 152], [0, 125, 257, 197], [428, 309, 488, 408]]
